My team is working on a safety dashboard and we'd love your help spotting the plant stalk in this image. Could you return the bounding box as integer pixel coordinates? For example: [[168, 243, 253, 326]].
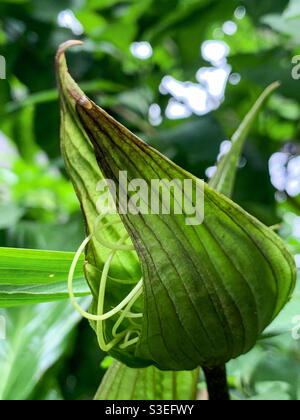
[[203, 364, 230, 401]]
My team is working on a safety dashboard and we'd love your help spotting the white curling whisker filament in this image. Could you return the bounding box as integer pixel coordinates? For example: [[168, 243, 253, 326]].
[[68, 209, 144, 352]]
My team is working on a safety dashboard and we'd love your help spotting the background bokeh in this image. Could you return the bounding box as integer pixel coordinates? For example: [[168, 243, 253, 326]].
[[0, 0, 299, 400]]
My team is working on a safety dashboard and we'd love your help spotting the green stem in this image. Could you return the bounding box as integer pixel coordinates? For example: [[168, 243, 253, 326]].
[[203, 364, 230, 401]]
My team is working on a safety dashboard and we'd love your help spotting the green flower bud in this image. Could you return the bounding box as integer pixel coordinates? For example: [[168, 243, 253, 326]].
[[56, 41, 296, 371]]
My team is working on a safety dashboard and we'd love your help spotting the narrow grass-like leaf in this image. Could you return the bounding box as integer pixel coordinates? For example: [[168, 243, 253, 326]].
[[209, 82, 280, 197]]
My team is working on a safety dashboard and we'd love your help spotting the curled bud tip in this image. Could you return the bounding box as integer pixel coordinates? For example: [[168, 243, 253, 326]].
[[55, 40, 84, 65]]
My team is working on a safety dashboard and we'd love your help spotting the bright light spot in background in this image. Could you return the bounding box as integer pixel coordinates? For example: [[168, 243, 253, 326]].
[[295, 254, 300, 268], [160, 61, 231, 118], [165, 99, 192, 120], [184, 84, 209, 115], [286, 156, 300, 196], [160, 25, 241, 120], [217, 140, 232, 161], [160, 77, 209, 116], [229, 73, 241, 85], [269, 152, 300, 197], [130, 42, 153, 60], [149, 103, 162, 126], [222, 21, 237, 36], [269, 152, 289, 191], [206, 139, 247, 181], [205, 166, 217, 179], [58, 9, 84, 35], [160, 76, 187, 98], [201, 40, 230, 65], [196, 66, 231, 99], [234, 5, 246, 20], [286, 179, 300, 196]]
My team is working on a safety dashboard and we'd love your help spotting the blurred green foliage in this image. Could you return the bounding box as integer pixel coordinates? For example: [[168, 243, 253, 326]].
[[0, 0, 299, 400]]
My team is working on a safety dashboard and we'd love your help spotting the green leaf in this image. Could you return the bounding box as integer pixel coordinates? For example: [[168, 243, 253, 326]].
[[57, 41, 296, 371], [0, 248, 90, 307], [0, 298, 89, 400], [209, 82, 280, 198], [94, 360, 200, 400]]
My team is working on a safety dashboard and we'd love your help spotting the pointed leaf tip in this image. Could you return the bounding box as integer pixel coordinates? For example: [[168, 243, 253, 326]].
[[209, 81, 281, 197]]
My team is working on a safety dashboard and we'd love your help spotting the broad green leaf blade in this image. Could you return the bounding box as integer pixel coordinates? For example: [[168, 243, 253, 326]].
[[209, 82, 280, 197], [58, 43, 296, 371], [0, 248, 90, 307], [95, 360, 200, 400], [0, 298, 90, 400]]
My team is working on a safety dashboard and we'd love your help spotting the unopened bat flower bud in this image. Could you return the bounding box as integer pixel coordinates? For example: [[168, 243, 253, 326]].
[[57, 42, 296, 371]]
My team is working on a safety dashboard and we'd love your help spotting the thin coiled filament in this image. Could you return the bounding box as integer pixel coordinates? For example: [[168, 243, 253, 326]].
[[68, 211, 143, 352]]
